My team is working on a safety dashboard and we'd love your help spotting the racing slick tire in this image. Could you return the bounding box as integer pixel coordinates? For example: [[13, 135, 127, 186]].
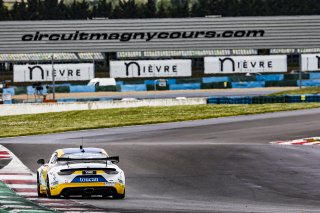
[[37, 173, 46, 197], [112, 189, 125, 199], [46, 176, 59, 198]]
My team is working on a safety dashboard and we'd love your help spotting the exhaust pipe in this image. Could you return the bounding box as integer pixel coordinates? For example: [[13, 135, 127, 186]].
[[84, 188, 94, 194]]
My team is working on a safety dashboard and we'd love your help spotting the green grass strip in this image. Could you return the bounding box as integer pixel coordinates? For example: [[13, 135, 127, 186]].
[[0, 181, 55, 212], [0, 103, 320, 138], [269, 87, 320, 96]]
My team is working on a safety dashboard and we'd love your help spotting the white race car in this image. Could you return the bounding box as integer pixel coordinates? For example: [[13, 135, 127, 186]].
[[37, 147, 125, 199]]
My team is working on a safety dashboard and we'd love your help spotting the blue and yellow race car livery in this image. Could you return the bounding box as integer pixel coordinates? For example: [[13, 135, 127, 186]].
[[36, 147, 125, 199]]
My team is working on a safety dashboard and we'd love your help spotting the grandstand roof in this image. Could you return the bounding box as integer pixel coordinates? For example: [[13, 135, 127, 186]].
[[0, 16, 320, 53], [0, 53, 104, 62]]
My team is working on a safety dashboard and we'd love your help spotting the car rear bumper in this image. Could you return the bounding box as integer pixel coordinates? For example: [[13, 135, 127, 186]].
[[50, 182, 125, 196], [62, 186, 116, 197]]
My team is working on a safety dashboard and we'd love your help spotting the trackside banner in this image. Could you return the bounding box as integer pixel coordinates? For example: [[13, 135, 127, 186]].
[[14, 63, 94, 82], [301, 54, 320, 71], [204, 55, 287, 74], [110, 60, 192, 78]]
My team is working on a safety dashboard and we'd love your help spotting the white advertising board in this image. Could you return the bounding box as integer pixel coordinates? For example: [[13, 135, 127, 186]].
[[14, 63, 94, 82], [301, 54, 320, 71], [204, 55, 287, 74], [110, 60, 192, 78]]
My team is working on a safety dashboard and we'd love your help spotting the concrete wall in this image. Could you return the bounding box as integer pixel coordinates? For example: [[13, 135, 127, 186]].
[[0, 98, 207, 116]]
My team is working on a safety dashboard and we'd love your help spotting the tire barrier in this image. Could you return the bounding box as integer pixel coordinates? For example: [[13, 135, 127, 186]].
[[2, 88, 15, 96], [252, 96, 286, 104], [265, 80, 297, 87], [231, 81, 265, 88], [255, 74, 284, 81], [176, 78, 202, 84], [230, 75, 257, 82], [143, 79, 177, 85], [47, 86, 71, 93], [116, 81, 124, 86], [14, 87, 27, 95], [284, 73, 309, 81], [57, 97, 113, 102], [201, 82, 231, 89], [95, 85, 118, 92], [166, 79, 177, 85], [169, 83, 201, 90], [144, 80, 156, 85], [202, 77, 230, 83], [298, 80, 320, 87], [207, 96, 252, 104], [120, 84, 147, 92], [69, 85, 95, 93], [26, 86, 35, 95], [309, 72, 320, 79], [207, 95, 320, 104], [146, 84, 169, 91], [7, 72, 320, 96], [123, 79, 145, 85]]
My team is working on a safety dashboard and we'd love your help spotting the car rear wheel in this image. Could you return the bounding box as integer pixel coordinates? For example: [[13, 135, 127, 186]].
[[112, 189, 125, 199], [46, 176, 59, 198]]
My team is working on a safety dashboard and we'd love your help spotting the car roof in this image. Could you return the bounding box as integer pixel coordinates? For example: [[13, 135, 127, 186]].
[[55, 148, 108, 158]]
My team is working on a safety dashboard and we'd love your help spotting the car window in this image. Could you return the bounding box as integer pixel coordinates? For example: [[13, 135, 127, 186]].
[[49, 152, 58, 164], [62, 152, 107, 159]]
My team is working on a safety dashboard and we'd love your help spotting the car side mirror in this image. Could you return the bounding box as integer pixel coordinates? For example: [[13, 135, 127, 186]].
[[108, 156, 119, 164], [37, 159, 45, 165]]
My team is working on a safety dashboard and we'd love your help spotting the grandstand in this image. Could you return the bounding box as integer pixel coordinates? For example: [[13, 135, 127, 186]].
[[0, 16, 320, 88]]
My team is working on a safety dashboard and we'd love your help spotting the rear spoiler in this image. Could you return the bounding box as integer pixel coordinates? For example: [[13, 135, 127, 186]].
[[57, 156, 119, 164]]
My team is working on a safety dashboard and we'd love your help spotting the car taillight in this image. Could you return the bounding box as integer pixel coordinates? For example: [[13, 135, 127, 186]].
[[105, 170, 119, 175], [58, 170, 74, 175]]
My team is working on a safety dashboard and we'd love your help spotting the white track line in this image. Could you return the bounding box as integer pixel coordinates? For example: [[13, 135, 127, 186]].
[[0, 200, 25, 204], [7, 184, 37, 189], [16, 192, 38, 196], [0, 175, 35, 180], [2, 205, 34, 209]]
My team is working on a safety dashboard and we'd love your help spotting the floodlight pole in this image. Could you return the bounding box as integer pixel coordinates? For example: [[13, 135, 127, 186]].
[[92, 53, 95, 78], [299, 54, 302, 89], [154, 79, 158, 99], [51, 54, 56, 100]]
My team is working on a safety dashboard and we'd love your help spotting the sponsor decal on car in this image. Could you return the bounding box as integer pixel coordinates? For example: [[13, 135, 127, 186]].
[[105, 182, 115, 186], [83, 170, 96, 175], [51, 180, 59, 186], [71, 175, 107, 183], [51, 185, 58, 190]]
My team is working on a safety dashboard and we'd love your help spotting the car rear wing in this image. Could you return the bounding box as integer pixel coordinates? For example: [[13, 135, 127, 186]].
[[57, 156, 119, 164]]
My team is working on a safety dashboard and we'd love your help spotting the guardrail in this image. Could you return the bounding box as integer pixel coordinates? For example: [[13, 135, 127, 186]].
[[207, 95, 320, 104], [1, 94, 320, 116]]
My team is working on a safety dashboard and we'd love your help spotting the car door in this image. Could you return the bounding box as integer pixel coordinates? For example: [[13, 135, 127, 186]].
[[41, 152, 58, 182]]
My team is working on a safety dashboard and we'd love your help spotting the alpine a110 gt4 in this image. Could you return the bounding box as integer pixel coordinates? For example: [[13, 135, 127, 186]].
[[37, 147, 125, 199]]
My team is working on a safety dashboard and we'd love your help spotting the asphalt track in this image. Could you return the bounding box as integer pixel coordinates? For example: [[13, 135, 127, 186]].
[[95, 88, 283, 99], [1, 108, 320, 212]]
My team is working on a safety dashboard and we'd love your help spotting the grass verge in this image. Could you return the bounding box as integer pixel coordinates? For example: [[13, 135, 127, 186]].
[[269, 87, 320, 96], [0, 103, 319, 138]]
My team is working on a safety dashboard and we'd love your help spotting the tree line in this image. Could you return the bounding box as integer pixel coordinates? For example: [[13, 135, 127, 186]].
[[0, 0, 320, 21]]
